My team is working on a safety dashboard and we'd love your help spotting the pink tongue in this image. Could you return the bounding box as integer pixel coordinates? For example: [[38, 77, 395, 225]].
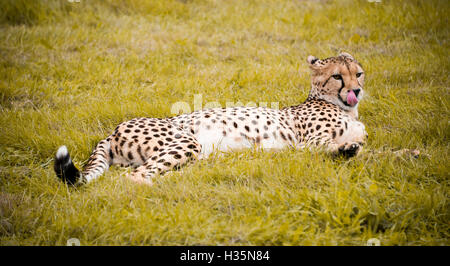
[[347, 90, 358, 106]]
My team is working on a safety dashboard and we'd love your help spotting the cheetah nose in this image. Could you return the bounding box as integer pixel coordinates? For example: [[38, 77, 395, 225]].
[[353, 88, 361, 97]]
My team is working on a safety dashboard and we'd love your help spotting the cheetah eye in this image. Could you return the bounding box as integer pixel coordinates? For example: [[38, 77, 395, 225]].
[[356, 72, 363, 78], [332, 74, 342, 80]]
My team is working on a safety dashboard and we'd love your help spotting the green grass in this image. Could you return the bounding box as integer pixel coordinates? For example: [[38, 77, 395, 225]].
[[0, 0, 449, 246]]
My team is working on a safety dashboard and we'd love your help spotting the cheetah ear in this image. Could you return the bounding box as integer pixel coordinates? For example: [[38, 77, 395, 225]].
[[307, 55, 322, 70], [338, 52, 355, 60]]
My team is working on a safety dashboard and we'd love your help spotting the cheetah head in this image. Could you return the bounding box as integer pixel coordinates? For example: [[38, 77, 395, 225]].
[[306, 52, 365, 112]]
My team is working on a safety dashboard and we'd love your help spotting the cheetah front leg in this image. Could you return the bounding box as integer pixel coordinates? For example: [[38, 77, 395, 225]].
[[325, 140, 363, 158], [324, 124, 367, 158], [307, 136, 364, 158]]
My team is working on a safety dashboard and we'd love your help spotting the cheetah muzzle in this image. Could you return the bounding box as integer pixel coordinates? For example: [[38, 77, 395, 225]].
[[54, 52, 368, 186]]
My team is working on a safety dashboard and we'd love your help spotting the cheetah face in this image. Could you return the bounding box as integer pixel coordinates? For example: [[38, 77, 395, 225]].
[[307, 52, 365, 111]]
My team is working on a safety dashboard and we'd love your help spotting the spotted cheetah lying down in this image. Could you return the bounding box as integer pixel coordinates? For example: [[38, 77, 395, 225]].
[[54, 52, 368, 186]]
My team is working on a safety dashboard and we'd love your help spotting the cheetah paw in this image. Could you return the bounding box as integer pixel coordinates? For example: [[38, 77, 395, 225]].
[[338, 142, 362, 158], [125, 172, 153, 186]]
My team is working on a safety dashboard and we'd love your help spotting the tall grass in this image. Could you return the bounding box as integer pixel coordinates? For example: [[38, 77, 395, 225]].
[[0, 0, 448, 245]]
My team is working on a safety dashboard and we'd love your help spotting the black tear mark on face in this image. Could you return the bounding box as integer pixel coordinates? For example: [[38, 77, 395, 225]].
[[337, 78, 352, 107]]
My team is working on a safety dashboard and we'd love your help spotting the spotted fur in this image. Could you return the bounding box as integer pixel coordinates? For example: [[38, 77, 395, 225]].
[[54, 52, 368, 186]]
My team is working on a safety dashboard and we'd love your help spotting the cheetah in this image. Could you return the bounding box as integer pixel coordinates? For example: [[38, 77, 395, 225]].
[[54, 52, 368, 186]]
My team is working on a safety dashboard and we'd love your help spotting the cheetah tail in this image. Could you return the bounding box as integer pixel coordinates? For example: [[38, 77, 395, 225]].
[[54, 145, 82, 185]]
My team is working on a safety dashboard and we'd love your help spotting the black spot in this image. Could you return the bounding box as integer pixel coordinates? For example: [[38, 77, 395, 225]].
[[128, 152, 134, 160], [288, 134, 293, 141], [137, 146, 145, 161]]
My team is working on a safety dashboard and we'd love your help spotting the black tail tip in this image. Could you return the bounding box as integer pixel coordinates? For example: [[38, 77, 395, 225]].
[[54, 146, 81, 185]]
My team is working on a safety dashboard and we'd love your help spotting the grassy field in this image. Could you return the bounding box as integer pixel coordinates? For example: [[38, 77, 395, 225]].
[[0, 0, 448, 246]]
